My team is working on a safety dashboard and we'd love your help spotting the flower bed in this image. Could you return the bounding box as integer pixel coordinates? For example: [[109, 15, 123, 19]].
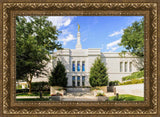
[[50, 92, 63, 96]]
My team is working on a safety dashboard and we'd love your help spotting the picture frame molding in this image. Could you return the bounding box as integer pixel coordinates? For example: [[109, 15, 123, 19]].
[[0, 1, 159, 116]]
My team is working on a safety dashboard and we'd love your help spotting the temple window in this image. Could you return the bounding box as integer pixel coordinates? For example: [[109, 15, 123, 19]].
[[82, 76, 85, 86], [72, 61, 75, 71], [72, 76, 75, 87], [125, 62, 128, 72], [120, 62, 123, 72], [82, 61, 85, 71], [129, 62, 132, 72], [77, 61, 80, 71], [77, 76, 80, 86]]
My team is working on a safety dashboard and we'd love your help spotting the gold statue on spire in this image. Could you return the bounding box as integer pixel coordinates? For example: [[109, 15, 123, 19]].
[[78, 24, 80, 32]]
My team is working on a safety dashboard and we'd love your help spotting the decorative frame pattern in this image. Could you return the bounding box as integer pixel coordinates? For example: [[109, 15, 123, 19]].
[[0, 0, 159, 116]]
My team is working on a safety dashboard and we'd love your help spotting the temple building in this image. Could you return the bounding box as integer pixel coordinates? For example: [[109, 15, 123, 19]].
[[32, 25, 143, 87]]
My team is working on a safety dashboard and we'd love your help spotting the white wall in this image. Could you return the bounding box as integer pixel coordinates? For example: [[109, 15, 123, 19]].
[[114, 83, 144, 97], [32, 49, 143, 86]]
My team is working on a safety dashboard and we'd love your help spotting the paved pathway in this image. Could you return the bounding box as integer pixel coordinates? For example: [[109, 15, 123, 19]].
[[16, 92, 115, 101]]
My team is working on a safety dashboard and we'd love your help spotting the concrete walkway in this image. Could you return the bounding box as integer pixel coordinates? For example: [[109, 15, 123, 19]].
[[16, 92, 115, 101], [61, 96, 103, 101]]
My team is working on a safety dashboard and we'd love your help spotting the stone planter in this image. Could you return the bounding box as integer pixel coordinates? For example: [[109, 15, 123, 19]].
[[49, 96, 62, 101], [97, 96, 108, 101], [66, 87, 91, 92], [91, 90, 104, 96], [96, 86, 107, 93], [50, 86, 65, 95], [107, 86, 115, 92]]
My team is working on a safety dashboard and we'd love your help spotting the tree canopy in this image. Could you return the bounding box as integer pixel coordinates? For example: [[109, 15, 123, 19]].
[[16, 16, 62, 93], [49, 60, 68, 87], [119, 18, 144, 57], [89, 57, 109, 87]]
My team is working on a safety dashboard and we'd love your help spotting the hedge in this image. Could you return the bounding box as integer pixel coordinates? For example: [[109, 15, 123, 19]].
[[120, 78, 144, 85], [16, 89, 29, 93], [122, 70, 144, 81], [109, 80, 120, 86]]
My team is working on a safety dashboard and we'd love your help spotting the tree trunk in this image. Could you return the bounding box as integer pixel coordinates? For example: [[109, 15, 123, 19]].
[[40, 90, 42, 99], [28, 74, 33, 94], [28, 81, 31, 94]]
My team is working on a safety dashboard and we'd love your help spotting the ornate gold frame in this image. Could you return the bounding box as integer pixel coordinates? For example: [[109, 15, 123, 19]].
[[0, 0, 159, 116]]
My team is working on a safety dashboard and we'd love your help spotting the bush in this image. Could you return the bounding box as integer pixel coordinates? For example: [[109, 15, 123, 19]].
[[96, 92, 105, 96], [122, 70, 144, 81], [112, 96, 126, 101], [120, 78, 144, 85], [109, 80, 120, 86], [16, 85, 22, 89], [16, 89, 29, 93]]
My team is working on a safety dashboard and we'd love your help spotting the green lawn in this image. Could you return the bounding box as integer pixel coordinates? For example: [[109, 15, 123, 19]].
[[109, 94, 144, 101], [16, 91, 50, 96], [16, 98, 49, 101]]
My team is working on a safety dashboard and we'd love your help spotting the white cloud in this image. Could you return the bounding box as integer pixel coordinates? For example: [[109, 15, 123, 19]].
[[47, 16, 75, 29], [61, 29, 70, 35], [64, 19, 71, 26], [108, 46, 120, 52], [58, 34, 76, 45], [109, 29, 123, 37], [112, 46, 119, 51], [106, 39, 121, 50]]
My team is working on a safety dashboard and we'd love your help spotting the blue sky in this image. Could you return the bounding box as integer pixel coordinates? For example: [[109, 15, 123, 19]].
[[47, 16, 143, 52]]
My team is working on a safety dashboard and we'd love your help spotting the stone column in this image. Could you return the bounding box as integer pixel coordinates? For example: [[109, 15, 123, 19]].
[[127, 61, 129, 72], [80, 61, 82, 72], [75, 60, 77, 72], [69, 76, 72, 86], [75, 76, 77, 86], [80, 76, 82, 86]]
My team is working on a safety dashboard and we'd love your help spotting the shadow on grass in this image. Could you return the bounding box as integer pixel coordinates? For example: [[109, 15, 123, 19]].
[[109, 94, 144, 101], [16, 91, 50, 96], [16, 98, 49, 101]]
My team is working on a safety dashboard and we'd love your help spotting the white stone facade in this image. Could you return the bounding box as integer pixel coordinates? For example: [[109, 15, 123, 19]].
[[32, 30, 143, 87], [114, 84, 144, 97]]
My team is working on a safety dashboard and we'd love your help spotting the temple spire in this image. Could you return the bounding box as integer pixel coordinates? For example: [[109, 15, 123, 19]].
[[76, 24, 82, 49]]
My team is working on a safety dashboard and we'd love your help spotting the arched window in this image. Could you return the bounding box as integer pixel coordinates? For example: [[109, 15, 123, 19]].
[[72, 76, 75, 87], [82, 61, 85, 71], [129, 62, 132, 72], [77, 61, 80, 71], [125, 62, 127, 72], [72, 61, 75, 71], [77, 76, 80, 86], [82, 76, 85, 86], [120, 62, 123, 72]]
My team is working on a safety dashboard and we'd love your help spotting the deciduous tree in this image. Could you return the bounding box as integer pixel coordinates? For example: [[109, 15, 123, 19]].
[[119, 18, 144, 57], [16, 16, 62, 93]]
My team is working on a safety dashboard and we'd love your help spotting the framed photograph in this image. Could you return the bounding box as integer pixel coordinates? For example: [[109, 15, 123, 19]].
[[0, 0, 159, 116], [15, 15, 145, 102]]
